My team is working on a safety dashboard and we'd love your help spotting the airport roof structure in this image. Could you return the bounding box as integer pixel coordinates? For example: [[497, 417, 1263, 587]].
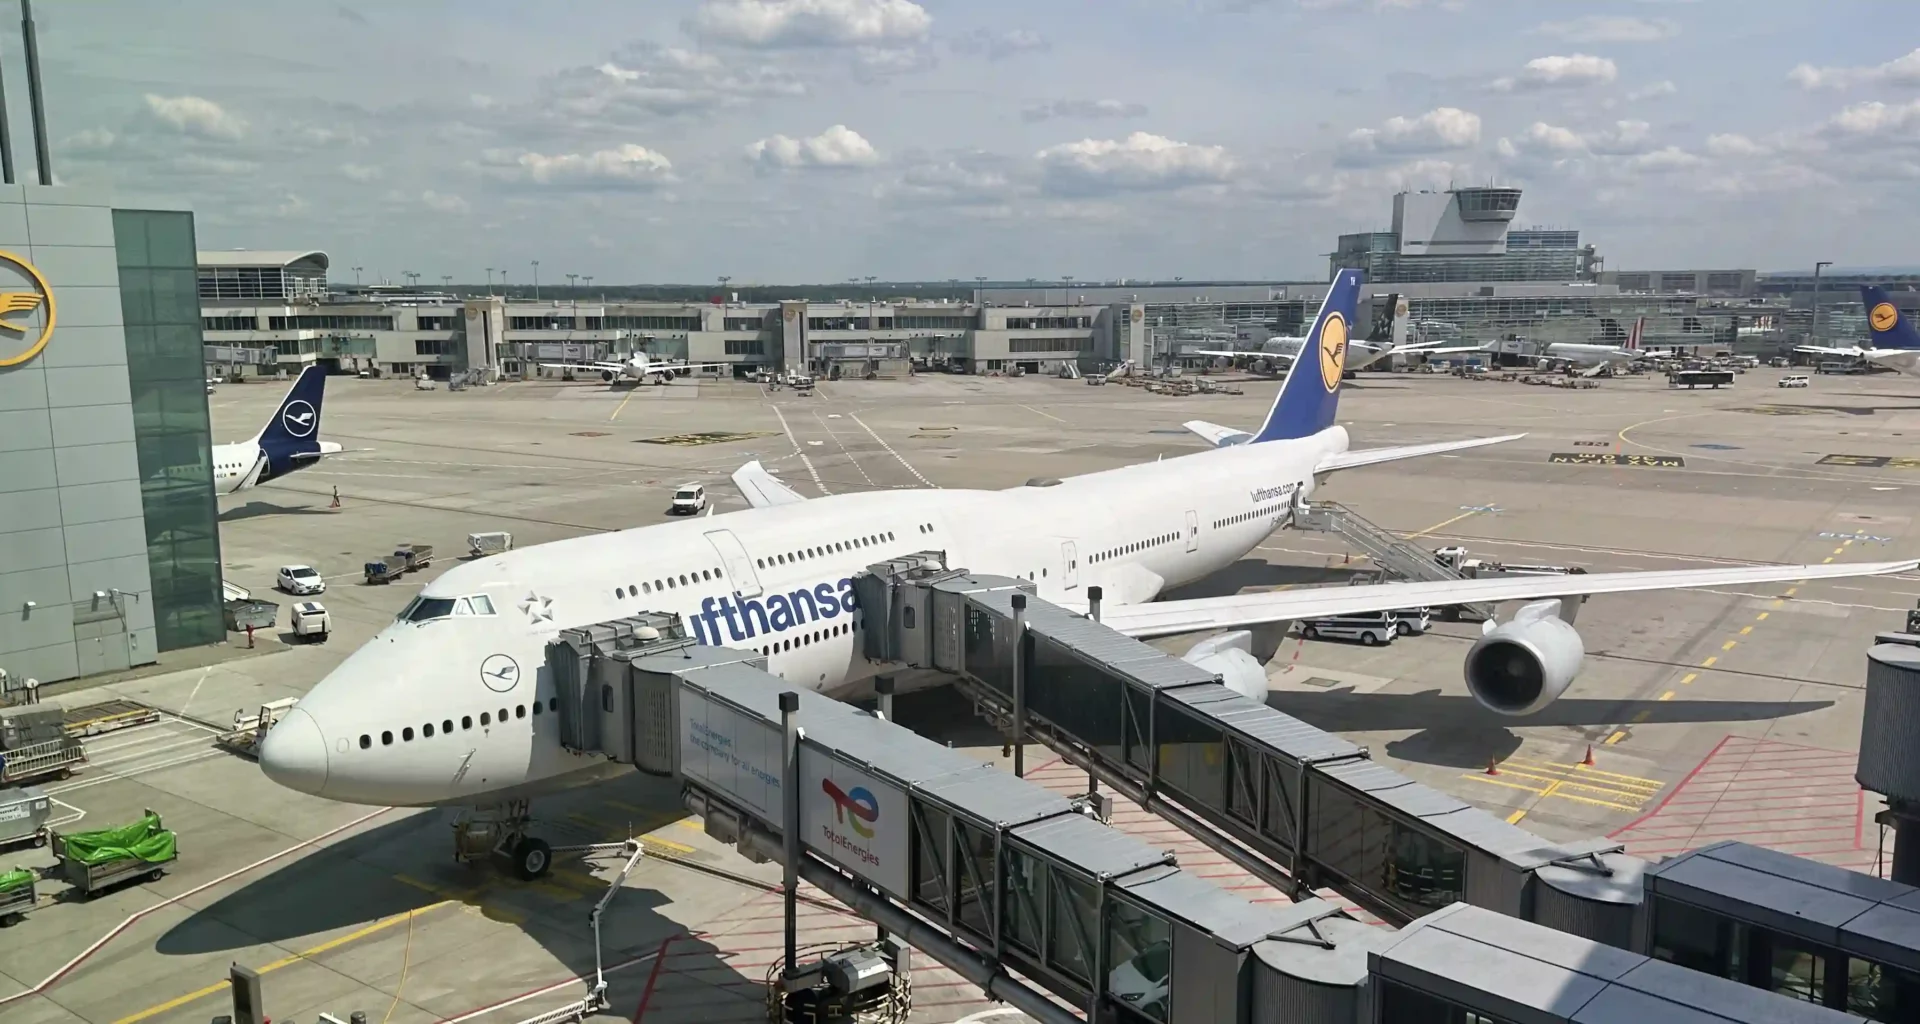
[[196, 249, 329, 271]]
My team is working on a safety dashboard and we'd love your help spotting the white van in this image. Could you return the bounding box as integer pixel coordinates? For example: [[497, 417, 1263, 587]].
[[1300, 612, 1397, 646], [1778, 374, 1810, 388], [669, 484, 707, 515]]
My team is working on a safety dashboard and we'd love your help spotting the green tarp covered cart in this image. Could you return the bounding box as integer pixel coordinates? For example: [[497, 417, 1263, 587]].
[[0, 866, 34, 926], [52, 810, 177, 897]]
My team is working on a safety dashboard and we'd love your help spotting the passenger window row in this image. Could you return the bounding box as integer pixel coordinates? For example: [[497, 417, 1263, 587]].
[[758, 620, 856, 656], [1214, 504, 1282, 530], [617, 567, 723, 601], [1089, 531, 1180, 565], [755, 531, 898, 570], [358, 696, 561, 749]]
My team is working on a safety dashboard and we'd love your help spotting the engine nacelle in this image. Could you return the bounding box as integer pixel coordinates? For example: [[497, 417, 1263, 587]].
[[1463, 599, 1585, 716], [1182, 630, 1269, 704], [600, 369, 616, 382]]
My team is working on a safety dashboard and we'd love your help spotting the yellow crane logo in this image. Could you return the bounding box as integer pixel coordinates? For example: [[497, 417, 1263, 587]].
[[0, 250, 54, 368]]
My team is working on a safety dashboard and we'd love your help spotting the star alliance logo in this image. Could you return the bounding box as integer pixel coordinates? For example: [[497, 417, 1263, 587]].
[[519, 592, 554, 624]]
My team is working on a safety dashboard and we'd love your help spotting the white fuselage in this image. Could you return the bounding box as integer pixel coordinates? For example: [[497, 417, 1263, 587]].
[[1863, 349, 1920, 376], [210, 439, 270, 494], [1542, 342, 1636, 368], [280, 426, 1350, 807]]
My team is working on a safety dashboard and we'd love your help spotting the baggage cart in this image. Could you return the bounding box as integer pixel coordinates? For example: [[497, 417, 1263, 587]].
[[0, 736, 85, 786], [394, 544, 434, 572], [468, 532, 513, 557], [54, 811, 177, 898], [290, 602, 330, 643], [0, 705, 64, 750], [222, 598, 279, 632], [0, 869, 35, 927], [0, 786, 51, 849], [364, 558, 404, 584]]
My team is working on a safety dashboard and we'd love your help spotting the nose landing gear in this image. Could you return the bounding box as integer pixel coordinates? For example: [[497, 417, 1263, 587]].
[[452, 799, 553, 880]]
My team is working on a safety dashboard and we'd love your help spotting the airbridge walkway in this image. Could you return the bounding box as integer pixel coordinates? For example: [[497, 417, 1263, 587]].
[[543, 553, 1869, 1024]]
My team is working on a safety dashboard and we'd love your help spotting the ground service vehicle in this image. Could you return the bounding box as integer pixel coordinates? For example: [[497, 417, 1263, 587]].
[[670, 485, 708, 515], [1300, 612, 1398, 646], [276, 565, 325, 595]]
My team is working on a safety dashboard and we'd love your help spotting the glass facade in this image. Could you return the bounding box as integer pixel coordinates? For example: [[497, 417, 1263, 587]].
[[116, 210, 224, 651]]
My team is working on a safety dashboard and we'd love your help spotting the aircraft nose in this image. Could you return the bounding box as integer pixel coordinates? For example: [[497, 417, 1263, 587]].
[[259, 707, 330, 797]]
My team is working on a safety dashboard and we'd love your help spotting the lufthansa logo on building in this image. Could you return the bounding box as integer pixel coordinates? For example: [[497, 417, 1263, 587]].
[[1872, 302, 1899, 334], [0, 250, 55, 369], [1317, 313, 1348, 392]]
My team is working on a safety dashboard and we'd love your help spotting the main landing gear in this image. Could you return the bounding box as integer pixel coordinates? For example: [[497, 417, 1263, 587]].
[[452, 799, 552, 880]]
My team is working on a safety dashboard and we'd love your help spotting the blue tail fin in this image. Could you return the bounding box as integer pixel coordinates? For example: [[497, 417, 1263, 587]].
[[1865, 286, 1920, 351], [1251, 269, 1363, 443], [257, 365, 327, 458]]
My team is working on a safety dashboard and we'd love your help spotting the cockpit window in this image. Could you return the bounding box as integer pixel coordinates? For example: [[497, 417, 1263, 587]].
[[453, 598, 474, 616], [470, 595, 495, 615], [400, 597, 457, 622]]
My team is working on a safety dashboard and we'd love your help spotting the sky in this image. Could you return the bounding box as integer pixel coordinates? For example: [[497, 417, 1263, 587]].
[[25, 0, 1920, 284]]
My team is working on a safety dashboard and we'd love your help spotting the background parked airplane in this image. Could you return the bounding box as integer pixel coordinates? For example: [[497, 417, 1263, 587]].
[[210, 365, 344, 494], [1797, 286, 1920, 375], [538, 352, 730, 385]]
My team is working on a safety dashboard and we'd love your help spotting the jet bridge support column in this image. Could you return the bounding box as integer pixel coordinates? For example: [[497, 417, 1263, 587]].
[[1011, 593, 1028, 778], [781, 690, 801, 983]]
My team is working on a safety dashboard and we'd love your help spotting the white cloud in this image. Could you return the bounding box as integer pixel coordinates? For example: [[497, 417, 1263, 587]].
[[546, 45, 805, 124], [1022, 99, 1148, 123], [175, 153, 256, 175], [421, 190, 469, 213], [340, 163, 381, 182], [1626, 80, 1678, 101], [1511, 122, 1585, 155], [1491, 54, 1618, 92], [688, 0, 931, 48], [1035, 132, 1235, 196], [1629, 147, 1703, 173], [1828, 98, 1920, 137], [1533, 16, 1677, 44], [1339, 107, 1480, 164], [498, 144, 678, 187], [1586, 120, 1654, 155], [62, 128, 115, 155], [275, 194, 308, 217], [747, 125, 881, 170], [887, 152, 1017, 206], [1705, 133, 1768, 158], [143, 94, 247, 140], [950, 28, 1047, 60], [1789, 48, 1920, 90]]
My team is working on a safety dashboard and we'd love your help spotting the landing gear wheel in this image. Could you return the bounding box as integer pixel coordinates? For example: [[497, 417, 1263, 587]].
[[511, 837, 551, 881]]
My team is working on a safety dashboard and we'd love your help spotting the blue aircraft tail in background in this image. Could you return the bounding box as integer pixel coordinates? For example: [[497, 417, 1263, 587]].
[[1864, 286, 1920, 351], [1251, 269, 1363, 443], [255, 365, 328, 470]]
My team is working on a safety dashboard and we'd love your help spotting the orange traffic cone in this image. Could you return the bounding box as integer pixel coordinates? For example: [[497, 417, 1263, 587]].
[[1484, 757, 1500, 776], [1581, 745, 1595, 766]]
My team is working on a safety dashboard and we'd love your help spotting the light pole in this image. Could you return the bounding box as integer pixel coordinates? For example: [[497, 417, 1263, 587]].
[[352, 266, 363, 286], [485, 267, 494, 295], [442, 275, 452, 292], [584, 275, 595, 301], [1813, 260, 1833, 348], [531, 260, 540, 302], [718, 275, 731, 303]]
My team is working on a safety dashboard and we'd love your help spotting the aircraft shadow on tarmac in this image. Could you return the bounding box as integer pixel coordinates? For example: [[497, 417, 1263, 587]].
[[1162, 559, 1356, 601], [218, 501, 335, 522], [155, 772, 758, 1014], [1264, 686, 1834, 769]]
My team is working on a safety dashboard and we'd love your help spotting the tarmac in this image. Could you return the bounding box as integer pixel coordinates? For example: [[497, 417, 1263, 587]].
[[2, 364, 1915, 1023]]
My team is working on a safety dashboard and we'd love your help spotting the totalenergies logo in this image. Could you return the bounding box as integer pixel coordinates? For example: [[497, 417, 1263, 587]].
[[822, 778, 878, 838]]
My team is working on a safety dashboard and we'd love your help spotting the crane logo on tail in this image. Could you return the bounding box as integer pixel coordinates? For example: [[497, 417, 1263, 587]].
[[281, 399, 318, 438], [0, 250, 55, 368], [1872, 303, 1899, 334], [1317, 313, 1349, 392]]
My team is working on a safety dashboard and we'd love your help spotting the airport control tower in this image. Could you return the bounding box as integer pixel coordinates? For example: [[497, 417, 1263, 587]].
[[1333, 186, 1598, 284]]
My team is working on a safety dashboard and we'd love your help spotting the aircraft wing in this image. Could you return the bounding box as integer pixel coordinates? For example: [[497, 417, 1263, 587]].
[[1191, 348, 1291, 363], [1794, 345, 1865, 357], [1399, 342, 1485, 355], [1315, 433, 1525, 473], [1080, 559, 1917, 639], [1182, 420, 1253, 448], [539, 361, 625, 373], [731, 459, 808, 508]]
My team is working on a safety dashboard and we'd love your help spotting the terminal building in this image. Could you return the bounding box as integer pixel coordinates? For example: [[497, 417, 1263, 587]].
[[1, 186, 223, 685]]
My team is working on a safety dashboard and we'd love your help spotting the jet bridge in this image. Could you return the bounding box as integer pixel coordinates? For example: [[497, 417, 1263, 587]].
[[544, 613, 1395, 1024], [854, 554, 1646, 944]]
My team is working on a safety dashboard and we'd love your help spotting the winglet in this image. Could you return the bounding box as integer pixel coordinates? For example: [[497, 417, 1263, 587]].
[[1865, 286, 1920, 351], [1251, 269, 1363, 443]]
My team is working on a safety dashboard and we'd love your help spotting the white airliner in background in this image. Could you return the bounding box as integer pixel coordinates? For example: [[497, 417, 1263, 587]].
[[539, 352, 730, 386], [261, 270, 1914, 878], [210, 365, 345, 494], [1527, 317, 1647, 372], [1193, 294, 1478, 374], [1797, 285, 1920, 376]]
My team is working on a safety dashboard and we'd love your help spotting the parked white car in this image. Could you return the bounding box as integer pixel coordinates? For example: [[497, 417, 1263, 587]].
[[276, 565, 326, 595], [1778, 374, 1810, 388]]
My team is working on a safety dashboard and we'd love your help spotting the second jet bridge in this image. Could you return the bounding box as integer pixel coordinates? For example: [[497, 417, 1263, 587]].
[[858, 554, 1649, 943]]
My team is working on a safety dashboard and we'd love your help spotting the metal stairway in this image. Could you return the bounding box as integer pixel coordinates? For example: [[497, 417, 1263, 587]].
[[1291, 501, 1493, 619]]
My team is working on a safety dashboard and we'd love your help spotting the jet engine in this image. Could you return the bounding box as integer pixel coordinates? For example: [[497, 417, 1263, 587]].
[[600, 369, 616, 382], [1182, 631, 1269, 703], [1463, 599, 1585, 715]]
